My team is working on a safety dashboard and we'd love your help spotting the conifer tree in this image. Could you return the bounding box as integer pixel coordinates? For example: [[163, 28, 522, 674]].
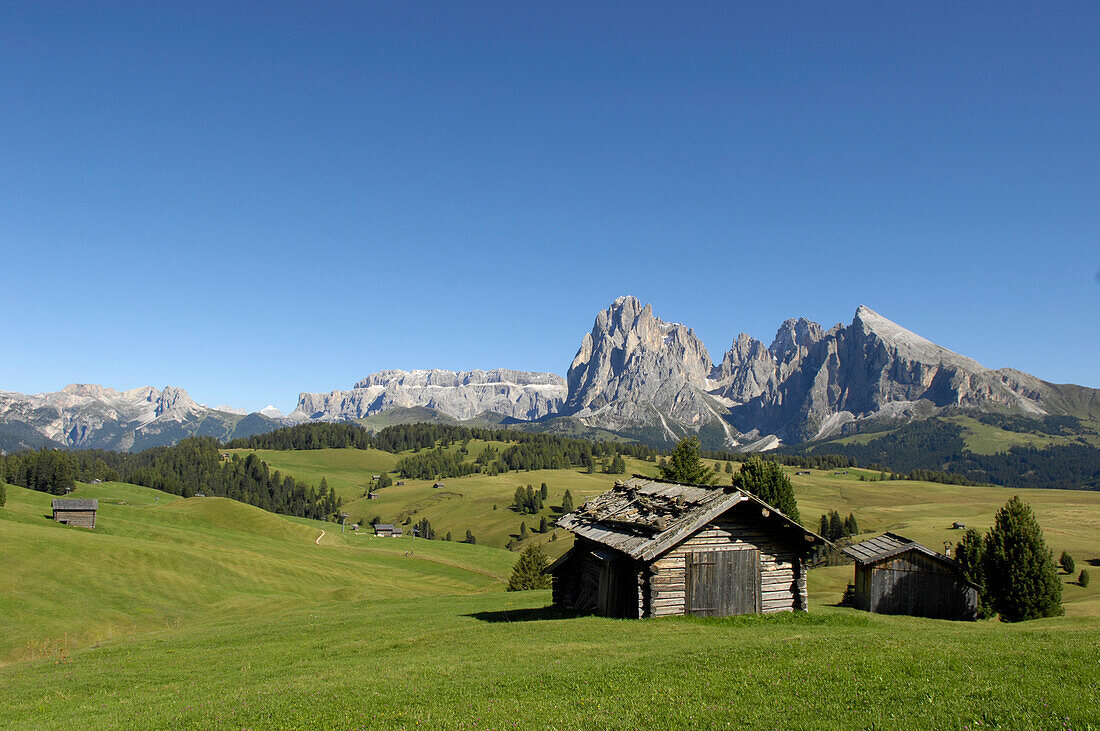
[[1080, 569, 1090, 587], [540, 483, 549, 500], [982, 496, 1063, 622], [658, 436, 718, 485], [465, 529, 476, 544], [1059, 551, 1075, 575], [519, 522, 528, 539], [724, 461, 733, 474], [732, 457, 800, 523], [539, 515, 548, 533], [955, 528, 994, 619], [507, 544, 551, 591], [561, 489, 575, 514]]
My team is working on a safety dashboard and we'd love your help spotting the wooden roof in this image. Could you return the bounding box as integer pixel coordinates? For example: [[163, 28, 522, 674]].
[[843, 532, 955, 564], [374, 523, 398, 531], [51, 499, 98, 511], [557, 476, 828, 562]]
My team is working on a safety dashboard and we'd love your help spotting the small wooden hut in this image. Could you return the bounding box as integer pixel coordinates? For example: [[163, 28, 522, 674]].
[[551, 477, 829, 618], [51, 499, 98, 529], [842, 533, 979, 621], [373, 523, 402, 537]]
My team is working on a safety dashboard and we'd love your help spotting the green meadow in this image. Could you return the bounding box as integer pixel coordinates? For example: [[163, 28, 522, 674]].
[[3, 447, 1100, 729]]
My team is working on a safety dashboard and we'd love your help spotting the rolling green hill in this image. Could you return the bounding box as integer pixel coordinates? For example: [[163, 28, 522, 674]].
[[4, 455, 1100, 728]]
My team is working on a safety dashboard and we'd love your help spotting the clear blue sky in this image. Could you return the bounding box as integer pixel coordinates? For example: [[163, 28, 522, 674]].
[[3, 2, 1097, 412]]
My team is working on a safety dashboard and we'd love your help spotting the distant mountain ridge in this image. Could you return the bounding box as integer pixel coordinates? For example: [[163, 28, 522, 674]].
[[0, 384, 281, 452], [3, 297, 1097, 453], [291, 369, 567, 423]]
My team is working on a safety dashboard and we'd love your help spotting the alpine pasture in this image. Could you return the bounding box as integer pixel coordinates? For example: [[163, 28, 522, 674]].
[[3, 441, 1100, 729]]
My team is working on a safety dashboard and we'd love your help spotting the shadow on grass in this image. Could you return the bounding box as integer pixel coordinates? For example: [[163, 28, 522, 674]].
[[465, 606, 580, 623], [1087, 558, 1100, 567]]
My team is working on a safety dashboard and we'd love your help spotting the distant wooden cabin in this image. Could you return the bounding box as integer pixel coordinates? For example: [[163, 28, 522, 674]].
[[551, 477, 829, 619], [951, 521, 966, 530], [373, 523, 402, 537], [433, 482, 445, 489], [842, 533, 979, 621], [52, 499, 98, 530], [396, 481, 405, 486]]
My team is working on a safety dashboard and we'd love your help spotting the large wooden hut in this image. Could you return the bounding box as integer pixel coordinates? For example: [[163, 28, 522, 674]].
[[842, 533, 979, 621], [51, 499, 98, 529], [551, 477, 829, 618]]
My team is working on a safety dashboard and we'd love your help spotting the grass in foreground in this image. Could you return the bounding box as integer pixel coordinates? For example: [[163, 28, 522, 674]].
[[2, 591, 1098, 730]]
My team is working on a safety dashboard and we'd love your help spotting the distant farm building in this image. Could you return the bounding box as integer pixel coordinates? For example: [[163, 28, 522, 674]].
[[374, 523, 402, 537], [552, 478, 829, 619], [433, 482, 445, 489], [366, 492, 377, 500], [51, 499, 98, 530], [396, 481, 405, 486], [842, 533, 979, 621], [951, 521, 966, 530]]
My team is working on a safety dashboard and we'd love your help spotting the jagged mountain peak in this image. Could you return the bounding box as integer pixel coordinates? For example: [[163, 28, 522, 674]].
[[769, 317, 825, 364]]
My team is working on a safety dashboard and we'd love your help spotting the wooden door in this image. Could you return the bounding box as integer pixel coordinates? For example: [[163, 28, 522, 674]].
[[688, 550, 760, 617]]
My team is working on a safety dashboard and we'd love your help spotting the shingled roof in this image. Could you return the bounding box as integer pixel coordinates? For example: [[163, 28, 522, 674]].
[[557, 476, 828, 562], [843, 532, 947, 565], [51, 499, 98, 511]]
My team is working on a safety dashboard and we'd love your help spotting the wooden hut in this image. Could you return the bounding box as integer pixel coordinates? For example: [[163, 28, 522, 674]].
[[842, 533, 979, 621], [551, 477, 829, 618], [373, 523, 402, 537], [51, 499, 98, 529]]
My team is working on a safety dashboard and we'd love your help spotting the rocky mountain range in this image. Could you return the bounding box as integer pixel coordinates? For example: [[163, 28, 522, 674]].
[[291, 369, 567, 423], [3, 296, 1096, 453], [0, 384, 280, 453]]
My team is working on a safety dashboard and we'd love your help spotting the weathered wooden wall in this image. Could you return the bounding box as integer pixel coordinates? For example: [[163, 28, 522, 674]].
[[647, 512, 807, 617], [858, 549, 978, 621], [53, 510, 96, 529]]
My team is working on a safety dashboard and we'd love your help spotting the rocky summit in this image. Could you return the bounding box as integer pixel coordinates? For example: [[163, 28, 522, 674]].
[[562, 296, 1099, 447]]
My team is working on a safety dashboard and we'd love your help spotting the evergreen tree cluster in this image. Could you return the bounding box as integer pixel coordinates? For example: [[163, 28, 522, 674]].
[[955, 497, 1063, 622], [511, 484, 545, 514], [0, 439, 342, 520], [394, 447, 477, 480], [817, 510, 859, 541], [225, 422, 373, 450]]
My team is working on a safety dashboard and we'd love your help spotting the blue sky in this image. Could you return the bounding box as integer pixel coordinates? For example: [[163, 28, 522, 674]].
[[3, 2, 1097, 412]]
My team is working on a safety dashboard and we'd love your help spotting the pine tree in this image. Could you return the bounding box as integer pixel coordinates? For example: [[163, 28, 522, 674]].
[[732, 457, 800, 523], [982, 496, 1063, 622], [955, 528, 993, 619], [1059, 551, 1075, 575], [519, 522, 528, 539], [609, 454, 626, 475], [819, 513, 829, 539], [724, 461, 733, 474], [512, 486, 526, 512], [561, 489, 575, 514], [507, 544, 551, 591], [844, 512, 859, 536], [465, 529, 476, 544], [539, 515, 548, 533], [526, 485, 537, 514], [540, 483, 549, 500], [445, 531, 453, 541], [658, 436, 718, 485], [1080, 569, 1090, 587]]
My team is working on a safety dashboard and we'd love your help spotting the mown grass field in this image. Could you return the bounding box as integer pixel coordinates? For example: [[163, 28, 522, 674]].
[[3, 455, 1100, 729]]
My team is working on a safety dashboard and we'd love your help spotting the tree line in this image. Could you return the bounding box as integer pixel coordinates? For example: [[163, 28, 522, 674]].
[[0, 438, 342, 520]]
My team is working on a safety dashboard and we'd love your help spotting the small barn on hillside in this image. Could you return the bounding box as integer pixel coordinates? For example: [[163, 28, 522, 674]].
[[374, 523, 402, 537], [842, 533, 979, 621], [52, 499, 98, 529], [551, 477, 829, 618]]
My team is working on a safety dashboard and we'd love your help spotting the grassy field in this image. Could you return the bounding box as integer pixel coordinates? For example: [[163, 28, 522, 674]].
[[0, 482, 513, 664], [230, 446, 1100, 613], [4, 457, 1100, 729]]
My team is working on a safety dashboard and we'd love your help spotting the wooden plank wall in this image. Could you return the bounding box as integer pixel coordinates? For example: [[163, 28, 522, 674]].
[[867, 549, 978, 620], [648, 517, 806, 617], [54, 510, 96, 529]]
